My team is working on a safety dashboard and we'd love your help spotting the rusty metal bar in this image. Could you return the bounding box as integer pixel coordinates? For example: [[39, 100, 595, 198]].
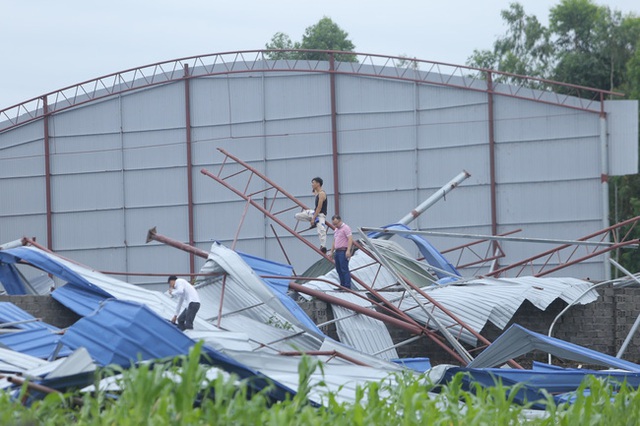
[[147, 227, 468, 364], [43, 97, 53, 251], [279, 350, 369, 366], [183, 64, 195, 275], [200, 164, 426, 329], [485, 216, 640, 277], [329, 53, 340, 216]]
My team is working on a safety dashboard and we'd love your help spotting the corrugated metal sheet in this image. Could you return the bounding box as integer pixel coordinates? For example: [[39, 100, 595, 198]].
[[332, 293, 398, 360], [0, 347, 49, 372], [395, 276, 597, 345], [221, 349, 410, 405], [0, 302, 58, 330], [120, 82, 184, 132], [0, 328, 72, 359]]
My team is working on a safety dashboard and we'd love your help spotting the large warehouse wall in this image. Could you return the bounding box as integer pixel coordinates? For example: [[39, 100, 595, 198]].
[[0, 60, 637, 289]]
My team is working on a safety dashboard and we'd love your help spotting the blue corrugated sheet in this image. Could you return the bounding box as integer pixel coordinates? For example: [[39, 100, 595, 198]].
[[60, 299, 194, 367], [239, 251, 325, 336], [58, 299, 300, 403], [0, 328, 72, 359], [0, 263, 27, 295], [51, 285, 108, 317], [468, 324, 640, 372], [367, 223, 461, 282], [0, 302, 59, 331], [0, 247, 113, 301]]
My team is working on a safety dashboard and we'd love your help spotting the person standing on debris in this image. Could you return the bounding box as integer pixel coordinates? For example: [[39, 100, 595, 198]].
[[168, 275, 201, 330], [295, 177, 328, 253], [330, 215, 353, 290]]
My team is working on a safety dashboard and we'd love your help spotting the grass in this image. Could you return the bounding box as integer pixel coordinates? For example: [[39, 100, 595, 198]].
[[2, 343, 639, 425]]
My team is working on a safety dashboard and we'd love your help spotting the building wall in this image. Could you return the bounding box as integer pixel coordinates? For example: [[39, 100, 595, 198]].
[[0, 62, 637, 290]]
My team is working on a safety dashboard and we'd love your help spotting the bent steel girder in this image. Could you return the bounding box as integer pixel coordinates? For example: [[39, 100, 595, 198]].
[[146, 228, 471, 365], [484, 215, 640, 278], [195, 149, 526, 367]]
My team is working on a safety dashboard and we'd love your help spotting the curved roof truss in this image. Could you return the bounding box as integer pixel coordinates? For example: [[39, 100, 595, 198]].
[[0, 49, 623, 132]]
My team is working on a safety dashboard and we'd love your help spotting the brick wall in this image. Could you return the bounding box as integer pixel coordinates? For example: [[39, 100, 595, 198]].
[[4, 285, 640, 367], [0, 295, 80, 329], [300, 284, 640, 367]]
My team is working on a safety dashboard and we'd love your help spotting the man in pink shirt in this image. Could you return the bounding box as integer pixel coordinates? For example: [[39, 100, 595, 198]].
[[330, 215, 353, 289]]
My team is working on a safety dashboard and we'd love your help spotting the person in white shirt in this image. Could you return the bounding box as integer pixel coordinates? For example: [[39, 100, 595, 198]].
[[168, 275, 201, 330]]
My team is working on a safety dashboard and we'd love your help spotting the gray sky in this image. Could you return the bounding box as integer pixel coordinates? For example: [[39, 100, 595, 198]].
[[1, 0, 638, 109]]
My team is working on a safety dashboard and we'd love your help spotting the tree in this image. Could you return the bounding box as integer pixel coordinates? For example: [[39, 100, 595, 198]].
[[265, 32, 299, 60], [468, 1, 640, 273], [265, 17, 357, 62], [467, 3, 553, 80], [396, 54, 420, 70], [550, 0, 640, 92]]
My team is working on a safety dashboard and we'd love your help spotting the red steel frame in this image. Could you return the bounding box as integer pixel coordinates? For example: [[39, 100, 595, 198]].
[[485, 216, 640, 278], [194, 148, 524, 367], [1, 49, 621, 279]]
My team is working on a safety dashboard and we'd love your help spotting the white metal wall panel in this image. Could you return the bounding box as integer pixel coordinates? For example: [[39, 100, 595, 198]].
[[0, 119, 44, 178], [57, 247, 127, 277], [0, 176, 45, 215], [125, 205, 188, 246], [190, 77, 233, 127], [121, 83, 185, 132], [497, 179, 601, 224], [122, 129, 186, 170], [605, 100, 639, 176], [338, 151, 417, 194], [53, 210, 124, 250], [263, 117, 332, 159], [50, 172, 123, 212], [123, 168, 186, 208], [337, 75, 415, 114], [338, 111, 417, 152], [264, 74, 331, 120], [416, 185, 493, 229], [126, 244, 192, 286], [0, 139, 43, 178], [48, 98, 121, 136], [49, 134, 123, 175], [418, 144, 490, 186], [0, 214, 46, 245], [228, 77, 264, 124], [265, 155, 333, 198], [495, 138, 600, 184]]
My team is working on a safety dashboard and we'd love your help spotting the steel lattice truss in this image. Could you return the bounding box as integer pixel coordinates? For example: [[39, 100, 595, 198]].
[[0, 49, 622, 132]]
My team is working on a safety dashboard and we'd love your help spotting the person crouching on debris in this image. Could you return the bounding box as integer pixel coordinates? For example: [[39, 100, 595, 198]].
[[330, 215, 353, 290], [294, 177, 328, 254], [168, 275, 201, 330]]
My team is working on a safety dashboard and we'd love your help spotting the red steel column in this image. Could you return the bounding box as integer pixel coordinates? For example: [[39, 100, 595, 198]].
[[329, 53, 340, 216], [43, 97, 53, 250], [184, 64, 195, 274], [487, 72, 499, 267]]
